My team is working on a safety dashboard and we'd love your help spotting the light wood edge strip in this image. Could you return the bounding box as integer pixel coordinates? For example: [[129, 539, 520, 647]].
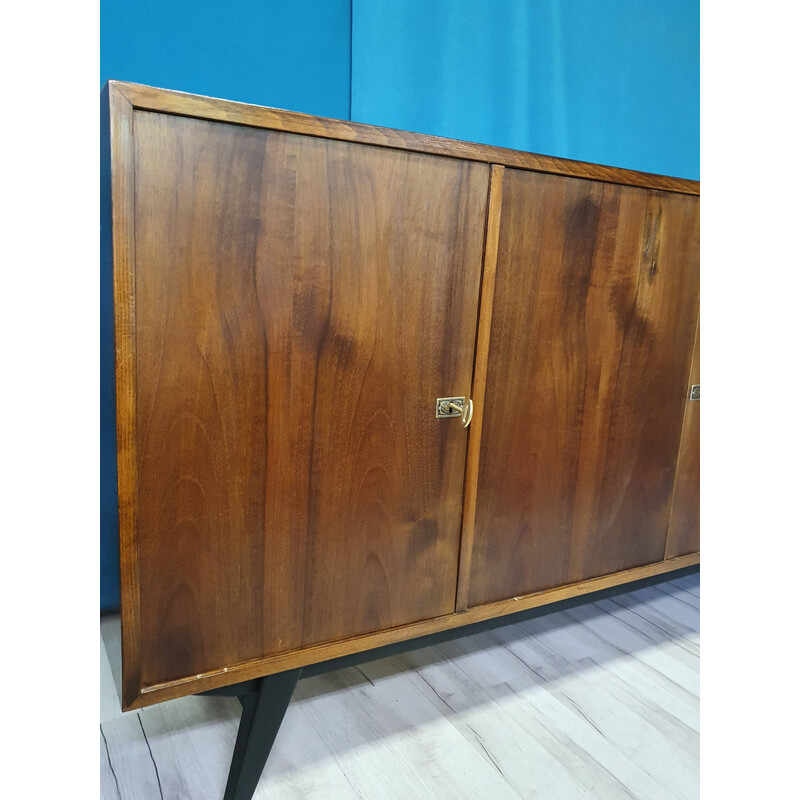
[[125, 553, 699, 709], [108, 83, 141, 711], [664, 315, 700, 560], [110, 81, 699, 196], [455, 165, 505, 612]]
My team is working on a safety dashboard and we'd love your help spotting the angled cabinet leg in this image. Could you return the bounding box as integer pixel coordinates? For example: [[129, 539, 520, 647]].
[[223, 668, 302, 800]]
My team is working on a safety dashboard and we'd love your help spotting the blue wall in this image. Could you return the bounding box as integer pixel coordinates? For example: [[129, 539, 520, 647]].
[[352, 0, 699, 179], [101, 0, 699, 610], [100, 87, 118, 613], [100, 0, 352, 118]]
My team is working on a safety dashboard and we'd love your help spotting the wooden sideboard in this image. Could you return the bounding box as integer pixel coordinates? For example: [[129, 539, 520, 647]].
[[103, 81, 699, 718]]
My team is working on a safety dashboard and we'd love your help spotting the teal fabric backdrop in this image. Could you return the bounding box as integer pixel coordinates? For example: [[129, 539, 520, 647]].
[[351, 0, 699, 179], [100, 0, 352, 117], [101, 0, 699, 610]]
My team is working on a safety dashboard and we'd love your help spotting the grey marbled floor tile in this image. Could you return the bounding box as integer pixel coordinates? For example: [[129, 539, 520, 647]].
[[100, 727, 121, 800], [667, 573, 700, 597], [614, 586, 700, 635], [137, 695, 236, 799], [592, 597, 699, 657], [652, 582, 700, 611], [506, 671, 685, 800], [297, 662, 521, 800], [562, 605, 699, 696], [100, 713, 162, 800], [410, 669, 656, 800], [493, 611, 699, 733]]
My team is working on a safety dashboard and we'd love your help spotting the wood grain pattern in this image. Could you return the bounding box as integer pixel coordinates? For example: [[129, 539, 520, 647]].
[[110, 81, 699, 196], [467, 169, 700, 608], [456, 164, 505, 612], [128, 110, 488, 707], [665, 320, 700, 558], [130, 554, 697, 708]]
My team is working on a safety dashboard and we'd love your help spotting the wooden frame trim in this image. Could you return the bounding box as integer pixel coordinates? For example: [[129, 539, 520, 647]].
[[106, 82, 142, 711], [124, 553, 699, 709], [456, 164, 505, 612], [110, 81, 699, 196]]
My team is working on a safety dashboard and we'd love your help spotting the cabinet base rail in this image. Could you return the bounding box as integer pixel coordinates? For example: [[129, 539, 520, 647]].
[[199, 564, 699, 800]]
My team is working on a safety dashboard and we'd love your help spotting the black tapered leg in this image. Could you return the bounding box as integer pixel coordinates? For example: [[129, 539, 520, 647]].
[[223, 668, 302, 800]]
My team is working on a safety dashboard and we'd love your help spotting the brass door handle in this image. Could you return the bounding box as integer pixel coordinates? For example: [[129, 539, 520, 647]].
[[461, 398, 474, 428], [436, 397, 474, 428]]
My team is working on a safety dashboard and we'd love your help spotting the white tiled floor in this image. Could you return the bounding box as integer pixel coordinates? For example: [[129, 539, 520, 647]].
[[101, 572, 699, 799]]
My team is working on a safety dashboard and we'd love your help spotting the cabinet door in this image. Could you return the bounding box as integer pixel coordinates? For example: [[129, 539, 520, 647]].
[[129, 111, 488, 691], [665, 322, 700, 558], [466, 169, 699, 608]]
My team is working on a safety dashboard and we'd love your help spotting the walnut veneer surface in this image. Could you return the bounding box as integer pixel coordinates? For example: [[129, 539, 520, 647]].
[[104, 82, 699, 709]]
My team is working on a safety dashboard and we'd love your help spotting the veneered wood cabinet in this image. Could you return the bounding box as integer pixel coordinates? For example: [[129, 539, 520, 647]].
[[104, 82, 699, 712], [465, 170, 700, 607]]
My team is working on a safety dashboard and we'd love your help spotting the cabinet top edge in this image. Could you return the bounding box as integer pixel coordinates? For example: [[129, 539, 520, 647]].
[[104, 80, 699, 196]]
